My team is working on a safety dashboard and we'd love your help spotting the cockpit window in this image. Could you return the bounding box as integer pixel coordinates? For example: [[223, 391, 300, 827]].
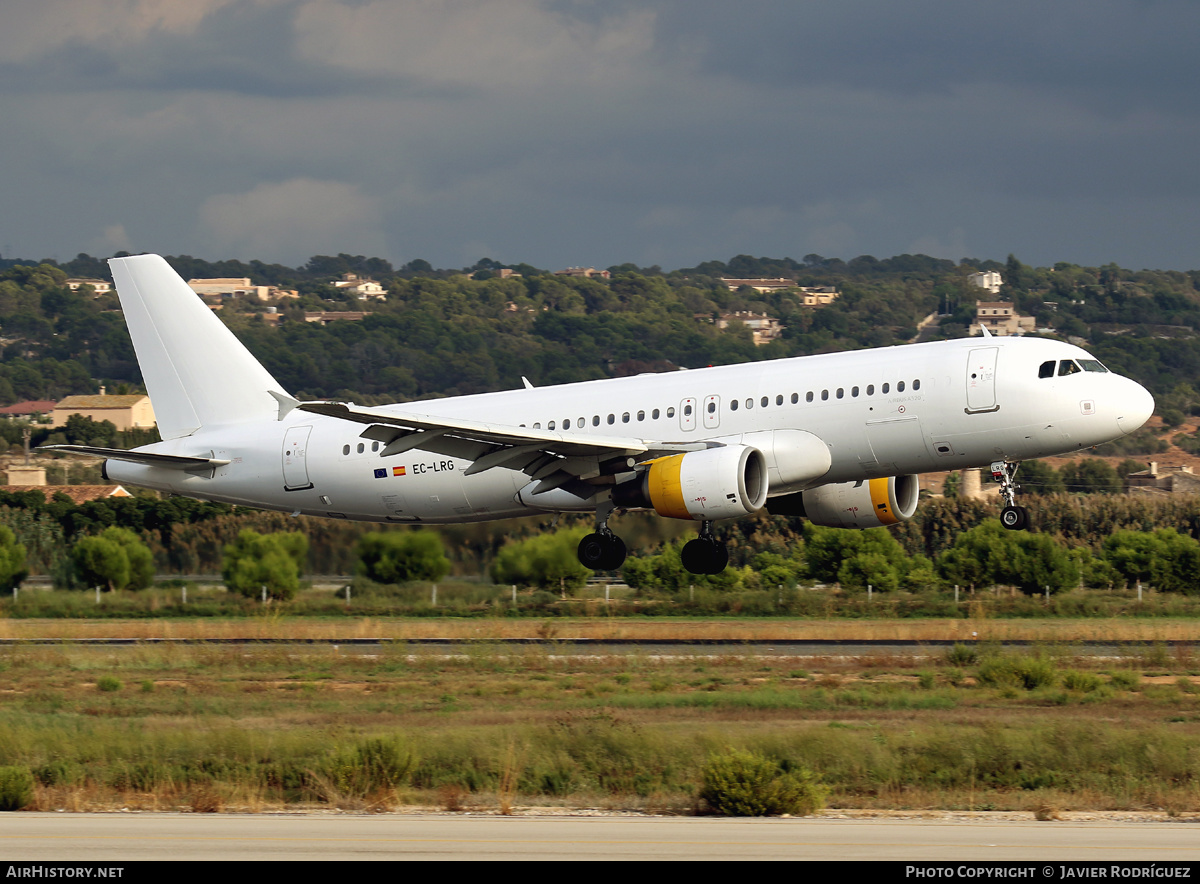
[[1058, 360, 1082, 376], [1039, 360, 1055, 379], [1079, 359, 1109, 373]]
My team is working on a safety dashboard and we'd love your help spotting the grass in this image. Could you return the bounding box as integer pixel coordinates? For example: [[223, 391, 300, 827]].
[[1, 639, 1199, 814]]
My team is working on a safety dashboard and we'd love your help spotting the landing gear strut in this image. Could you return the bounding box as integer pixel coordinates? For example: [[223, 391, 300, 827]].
[[577, 501, 627, 571], [681, 521, 729, 574], [992, 460, 1030, 530]]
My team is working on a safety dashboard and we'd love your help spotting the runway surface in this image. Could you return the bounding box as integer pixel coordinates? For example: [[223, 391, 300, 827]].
[[2, 812, 1199, 861]]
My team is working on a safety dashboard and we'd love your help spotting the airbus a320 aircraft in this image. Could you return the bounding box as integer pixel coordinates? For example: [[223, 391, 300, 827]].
[[45, 255, 1155, 574]]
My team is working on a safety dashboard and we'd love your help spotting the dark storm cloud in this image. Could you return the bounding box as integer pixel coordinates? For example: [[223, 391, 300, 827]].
[[1, 0, 1198, 271]]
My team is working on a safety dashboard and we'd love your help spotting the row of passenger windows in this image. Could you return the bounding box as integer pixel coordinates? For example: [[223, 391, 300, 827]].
[[524, 379, 923, 431], [343, 441, 380, 455], [1038, 358, 1109, 379]]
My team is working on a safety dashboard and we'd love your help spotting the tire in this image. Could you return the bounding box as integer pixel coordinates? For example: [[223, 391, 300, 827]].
[[681, 538, 729, 574], [599, 535, 627, 571], [577, 533, 609, 569], [1000, 505, 1028, 530]]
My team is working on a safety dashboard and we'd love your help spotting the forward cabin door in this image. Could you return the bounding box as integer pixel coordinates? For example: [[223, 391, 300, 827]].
[[679, 397, 697, 431], [966, 347, 999, 413], [702, 394, 721, 430], [282, 425, 314, 491]]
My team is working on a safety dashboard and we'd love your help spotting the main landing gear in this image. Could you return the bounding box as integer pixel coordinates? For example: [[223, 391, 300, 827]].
[[680, 521, 729, 575], [992, 460, 1031, 530], [577, 502, 627, 571]]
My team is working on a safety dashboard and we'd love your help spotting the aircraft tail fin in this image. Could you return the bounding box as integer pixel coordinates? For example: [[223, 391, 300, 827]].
[[109, 254, 290, 440]]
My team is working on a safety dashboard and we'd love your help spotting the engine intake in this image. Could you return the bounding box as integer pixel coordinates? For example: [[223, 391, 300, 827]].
[[614, 445, 768, 521], [767, 475, 920, 528]]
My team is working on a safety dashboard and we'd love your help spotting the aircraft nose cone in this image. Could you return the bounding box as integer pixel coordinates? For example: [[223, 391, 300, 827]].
[[1116, 380, 1155, 435]]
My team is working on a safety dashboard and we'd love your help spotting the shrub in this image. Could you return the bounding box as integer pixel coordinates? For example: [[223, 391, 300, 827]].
[[698, 750, 826, 817], [1062, 670, 1103, 693], [69, 527, 154, 592], [0, 766, 34, 811], [322, 737, 415, 799], [222, 530, 308, 601], [977, 653, 1058, 691], [96, 675, 122, 693], [357, 531, 451, 584]]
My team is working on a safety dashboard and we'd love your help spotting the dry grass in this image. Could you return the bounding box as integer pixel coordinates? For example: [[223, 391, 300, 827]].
[[2, 615, 1199, 643]]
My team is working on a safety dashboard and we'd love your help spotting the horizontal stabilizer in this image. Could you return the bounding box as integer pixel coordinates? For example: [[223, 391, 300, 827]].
[[39, 445, 230, 471]]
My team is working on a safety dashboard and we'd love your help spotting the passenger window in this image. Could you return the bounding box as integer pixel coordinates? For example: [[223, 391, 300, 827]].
[[746, 398, 753, 409], [653, 408, 660, 419], [342, 444, 350, 456], [357, 443, 365, 454], [707, 402, 715, 413], [1039, 361, 1056, 379], [775, 395, 783, 406], [607, 414, 615, 425], [791, 393, 799, 404], [836, 388, 844, 399], [882, 383, 890, 394], [622, 412, 631, 423], [683, 405, 692, 416], [548, 420, 556, 430], [593, 415, 600, 426], [898, 381, 905, 392], [637, 411, 645, 421], [667, 407, 675, 418], [533, 422, 541, 429], [867, 385, 874, 395], [821, 390, 829, 401], [1058, 360, 1081, 376], [806, 392, 814, 403], [731, 400, 739, 411], [372, 441, 379, 452], [852, 386, 859, 397], [913, 379, 921, 391], [760, 396, 768, 407]]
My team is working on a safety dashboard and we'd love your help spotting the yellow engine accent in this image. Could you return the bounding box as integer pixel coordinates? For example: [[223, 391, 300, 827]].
[[867, 477, 902, 525], [645, 455, 690, 520]]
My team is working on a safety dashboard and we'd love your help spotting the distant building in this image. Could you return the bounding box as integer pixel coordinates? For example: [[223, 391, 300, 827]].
[[187, 277, 273, 301], [2, 481, 133, 501], [968, 271, 1003, 294], [303, 311, 373, 325], [1126, 462, 1200, 496], [971, 301, 1035, 336], [332, 273, 388, 300], [0, 400, 57, 421], [555, 267, 611, 280], [51, 394, 155, 431], [65, 278, 112, 296], [698, 311, 785, 346], [797, 286, 839, 306], [718, 279, 840, 306]]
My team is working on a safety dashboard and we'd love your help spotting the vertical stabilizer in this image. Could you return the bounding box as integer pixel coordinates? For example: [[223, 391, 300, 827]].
[[110, 255, 290, 440]]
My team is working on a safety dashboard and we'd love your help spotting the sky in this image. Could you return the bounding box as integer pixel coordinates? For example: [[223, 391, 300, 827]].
[[2, 0, 1199, 273]]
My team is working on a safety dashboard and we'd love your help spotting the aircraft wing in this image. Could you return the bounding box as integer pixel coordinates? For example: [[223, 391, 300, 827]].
[[39, 445, 230, 471], [297, 401, 702, 492]]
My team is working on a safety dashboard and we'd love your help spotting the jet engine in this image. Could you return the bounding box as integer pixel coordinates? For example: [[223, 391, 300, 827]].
[[766, 475, 920, 528], [613, 445, 768, 521]]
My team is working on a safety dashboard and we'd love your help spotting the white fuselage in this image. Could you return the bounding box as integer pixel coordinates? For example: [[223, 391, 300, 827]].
[[106, 334, 1154, 523]]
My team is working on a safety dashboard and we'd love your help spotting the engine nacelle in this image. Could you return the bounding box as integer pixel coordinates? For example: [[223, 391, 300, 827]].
[[614, 445, 768, 521], [766, 475, 920, 528]]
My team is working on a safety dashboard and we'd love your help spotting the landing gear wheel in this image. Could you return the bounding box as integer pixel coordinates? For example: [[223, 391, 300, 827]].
[[681, 536, 729, 575], [991, 460, 1032, 531], [1000, 505, 1029, 531], [577, 533, 627, 571]]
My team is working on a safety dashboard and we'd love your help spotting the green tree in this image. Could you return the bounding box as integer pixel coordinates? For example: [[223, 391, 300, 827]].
[[222, 530, 308, 601], [70, 526, 153, 591], [490, 527, 590, 591], [356, 531, 451, 584], [0, 525, 27, 592]]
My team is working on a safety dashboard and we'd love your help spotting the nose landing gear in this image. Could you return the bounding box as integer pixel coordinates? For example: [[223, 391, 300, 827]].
[[992, 460, 1030, 530]]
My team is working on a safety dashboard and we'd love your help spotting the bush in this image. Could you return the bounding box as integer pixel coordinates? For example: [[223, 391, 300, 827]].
[[322, 737, 415, 799], [976, 653, 1058, 691], [698, 750, 826, 817], [1062, 670, 1102, 693], [222, 530, 308, 601], [357, 531, 451, 584], [0, 766, 34, 811], [69, 527, 154, 592]]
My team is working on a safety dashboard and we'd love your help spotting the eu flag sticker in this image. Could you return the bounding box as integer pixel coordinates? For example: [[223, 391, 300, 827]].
[[373, 468, 387, 479]]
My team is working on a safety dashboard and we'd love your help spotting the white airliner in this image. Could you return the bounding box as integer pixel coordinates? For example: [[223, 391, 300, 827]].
[[46, 255, 1155, 574]]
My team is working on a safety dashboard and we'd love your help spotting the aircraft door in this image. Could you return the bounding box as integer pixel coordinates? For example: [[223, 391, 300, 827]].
[[702, 395, 721, 430], [680, 398, 697, 432], [966, 347, 999, 413], [282, 425, 314, 491]]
